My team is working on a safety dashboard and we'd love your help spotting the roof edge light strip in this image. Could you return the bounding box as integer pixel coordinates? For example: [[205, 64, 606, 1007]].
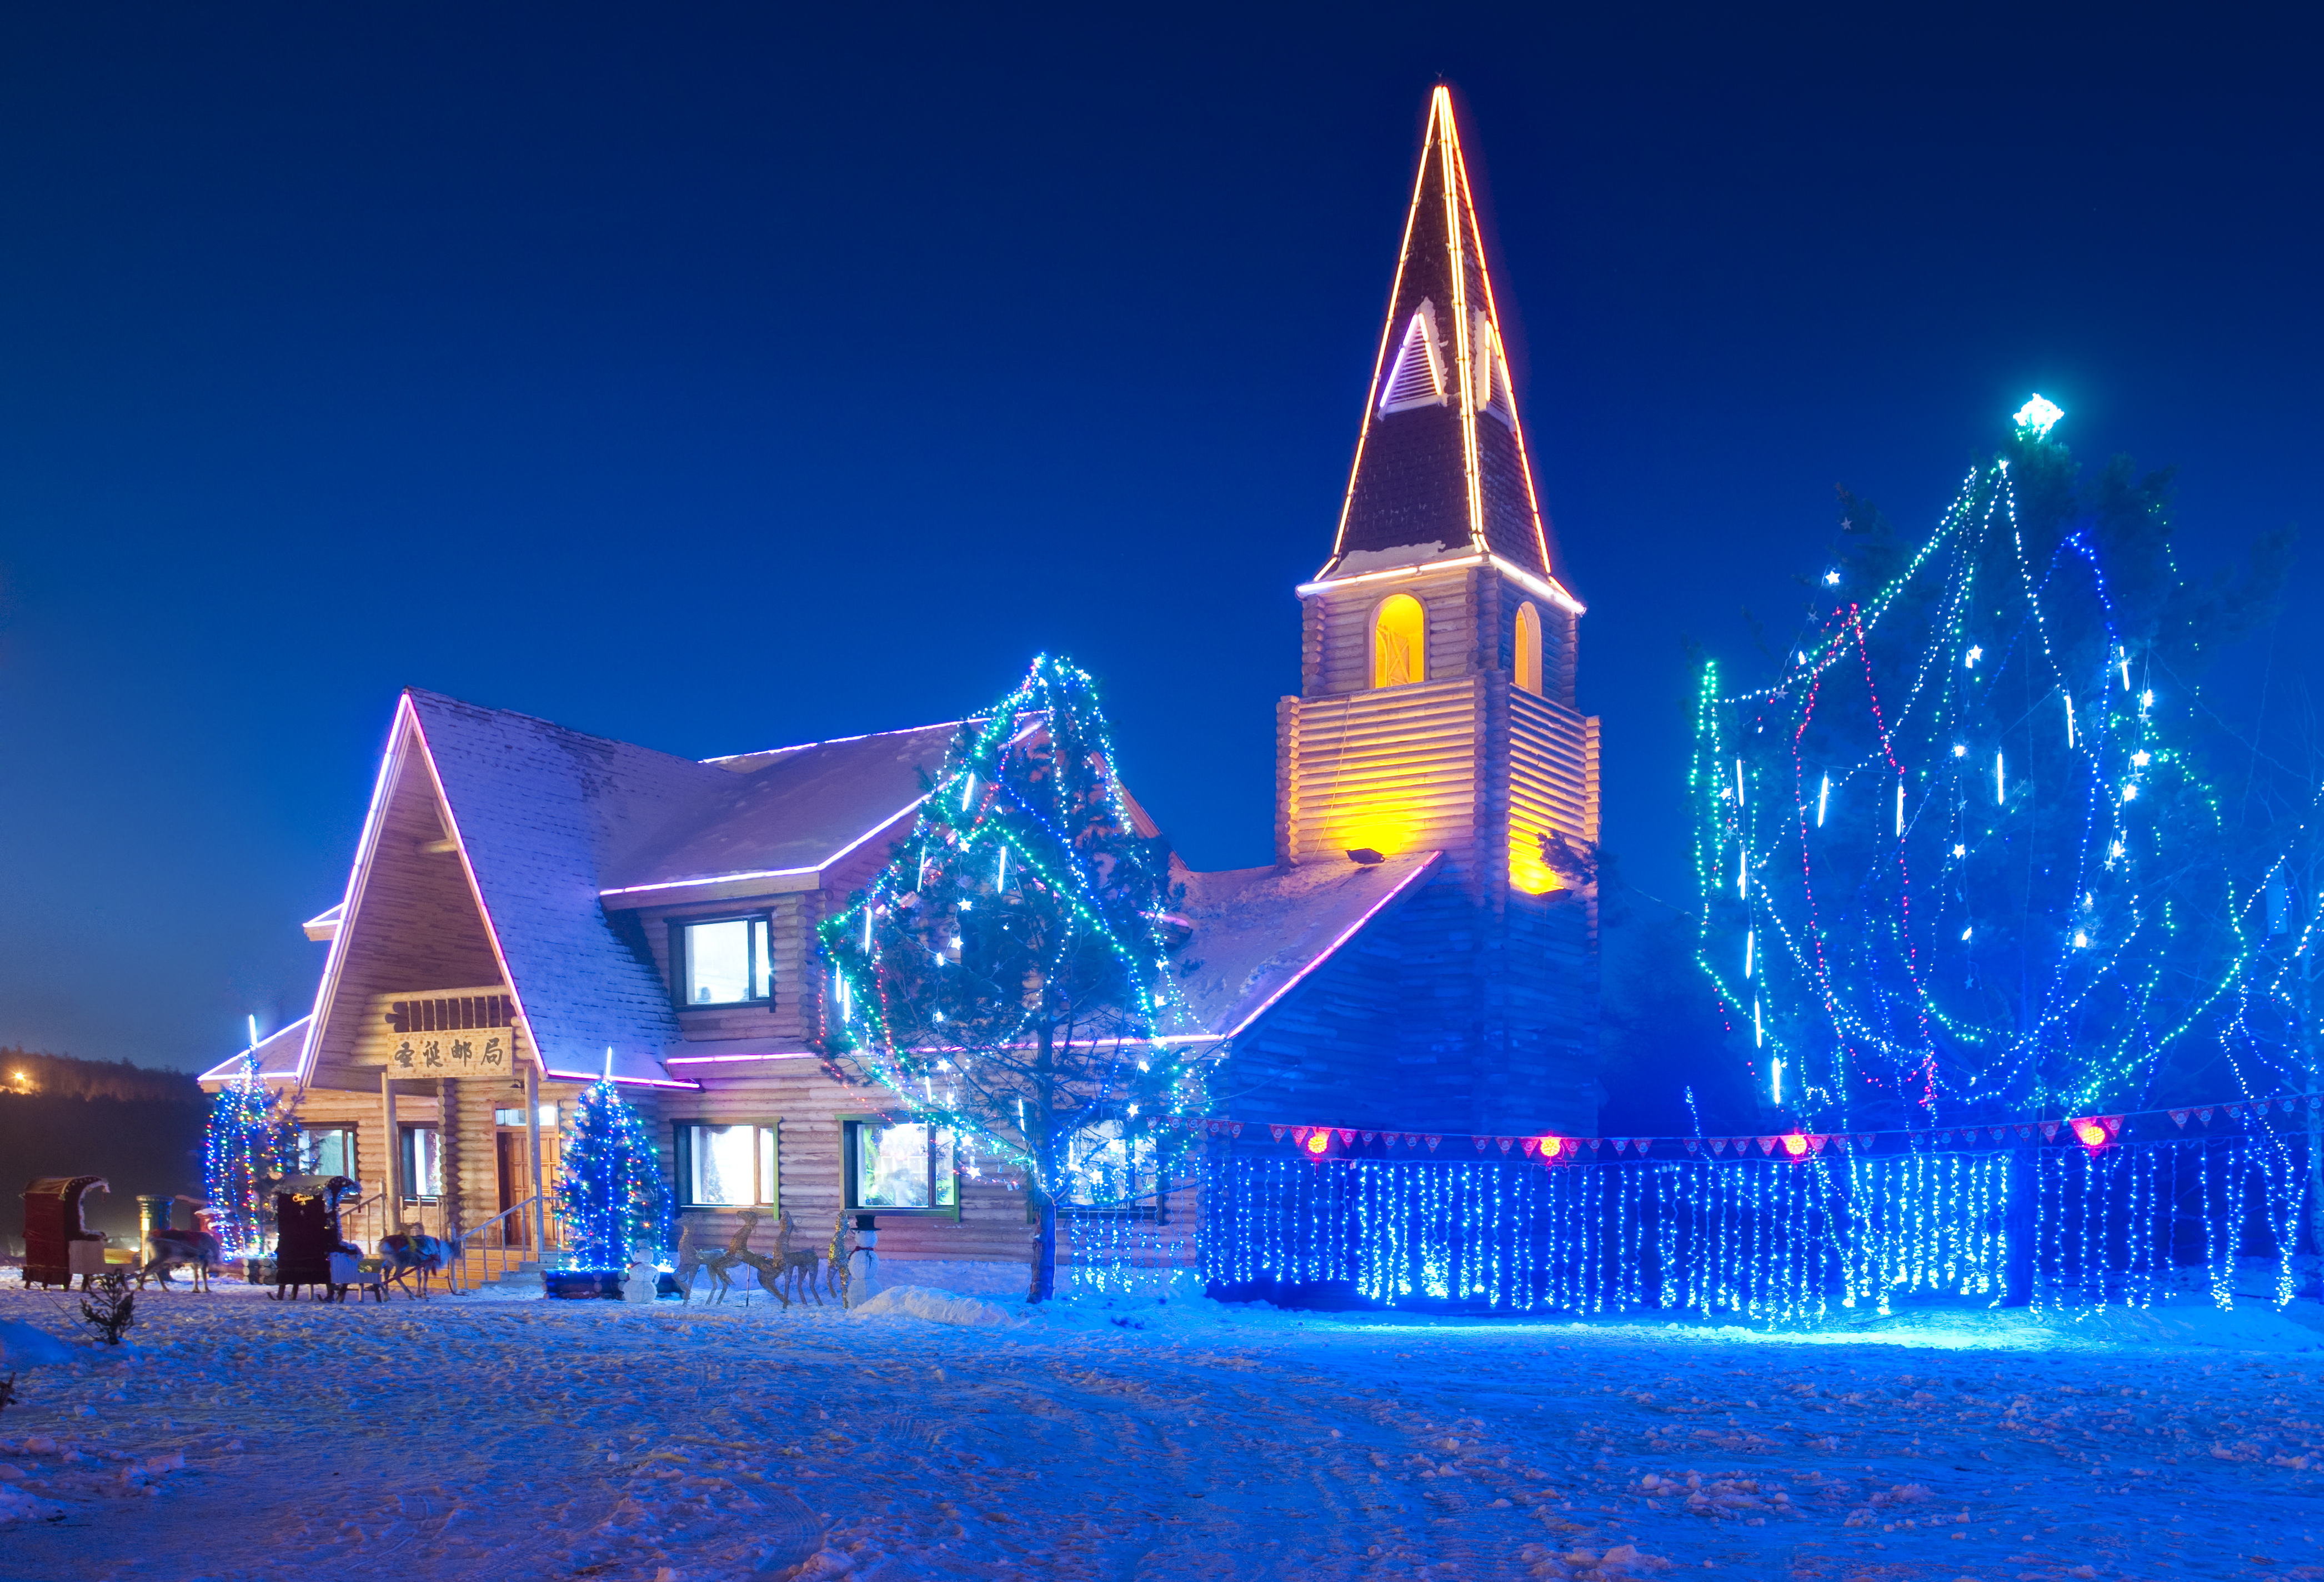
[[1219, 853, 1444, 1040], [1295, 552, 1585, 615]]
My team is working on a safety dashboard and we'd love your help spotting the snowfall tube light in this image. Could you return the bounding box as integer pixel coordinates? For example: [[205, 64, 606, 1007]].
[[1770, 1054, 1781, 1102], [1995, 753, 2006, 806], [1744, 930, 1754, 980], [1895, 782, 1905, 837], [1817, 774, 1829, 828], [2063, 692, 2076, 749]]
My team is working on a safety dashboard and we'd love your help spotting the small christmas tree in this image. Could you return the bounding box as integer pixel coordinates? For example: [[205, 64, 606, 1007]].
[[202, 1053, 295, 1256], [557, 1072, 672, 1271], [820, 655, 1205, 1301]]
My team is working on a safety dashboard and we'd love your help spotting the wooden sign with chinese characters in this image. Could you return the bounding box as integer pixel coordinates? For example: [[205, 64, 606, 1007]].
[[362, 987, 524, 1074], [385, 1028, 514, 1078]]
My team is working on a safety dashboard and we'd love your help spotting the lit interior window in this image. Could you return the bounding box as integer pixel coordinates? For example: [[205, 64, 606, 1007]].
[[1372, 594, 1427, 689], [851, 1122, 958, 1210], [1513, 600, 1543, 697], [682, 917, 773, 1005], [681, 1123, 777, 1207]]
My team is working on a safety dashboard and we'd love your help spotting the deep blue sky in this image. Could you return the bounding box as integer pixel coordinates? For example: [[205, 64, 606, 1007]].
[[1, 6, 2316, 1069]]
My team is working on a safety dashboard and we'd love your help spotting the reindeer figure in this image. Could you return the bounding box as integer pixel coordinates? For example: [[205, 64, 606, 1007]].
[[724, 1233, 786, 1311], [827, 1210, 854, 1309], [701, 1211, 762, 1305], [773, 1210, 821, 1307], [379, 1228, 455, 1299], [138, 1228, 222, 1292], [671, 1219, 709, 1304]]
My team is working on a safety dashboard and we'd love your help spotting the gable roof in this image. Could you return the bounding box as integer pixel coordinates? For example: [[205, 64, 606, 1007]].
[[600, 722, 960, 899], [1174, 852, 1440, 1038], [1318, 88, 1577, 610], [196, 1016, 313, 1087]]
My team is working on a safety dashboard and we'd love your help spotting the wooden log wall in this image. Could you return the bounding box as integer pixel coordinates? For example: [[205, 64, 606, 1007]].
[[1281, 677, 1485, 870]]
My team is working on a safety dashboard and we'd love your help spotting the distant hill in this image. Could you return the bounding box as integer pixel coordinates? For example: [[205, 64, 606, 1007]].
[[0, 1047, 203, 1104], [0, 1048, 207, 1253]]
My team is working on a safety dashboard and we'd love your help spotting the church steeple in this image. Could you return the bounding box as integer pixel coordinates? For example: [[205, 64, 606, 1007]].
[[1320, 87, 1572, 600]]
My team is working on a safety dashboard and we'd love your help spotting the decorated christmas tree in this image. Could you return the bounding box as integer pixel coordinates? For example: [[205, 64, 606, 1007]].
[[819, 655, 1205, 1301], [202, 1053, 296, 1257], [1692, 397, 2293, 1133], [557, 1072, 673, 1271]]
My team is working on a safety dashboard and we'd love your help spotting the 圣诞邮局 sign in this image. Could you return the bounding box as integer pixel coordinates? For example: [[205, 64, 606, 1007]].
[[387, 1030, 514, 1077]]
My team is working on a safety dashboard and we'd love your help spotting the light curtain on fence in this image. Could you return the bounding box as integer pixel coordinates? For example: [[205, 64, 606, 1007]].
[[1199, 1136, 2312, 1321]]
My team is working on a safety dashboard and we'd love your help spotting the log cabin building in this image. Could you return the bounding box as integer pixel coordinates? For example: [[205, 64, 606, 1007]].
[[199, 89, 1604, 1286]]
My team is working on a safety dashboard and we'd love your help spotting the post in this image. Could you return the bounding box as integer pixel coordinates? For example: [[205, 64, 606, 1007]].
[[525, 1058, 548, 1255], [379, 1068, 402, 1237]]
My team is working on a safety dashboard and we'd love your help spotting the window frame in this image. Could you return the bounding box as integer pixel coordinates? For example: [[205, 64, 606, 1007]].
[[1512, 599, 1544, 697], [669, 912, 777, 1012], [297, 1124, 357, 1180], [1371, 593, 1428, 689], [839, 1115, 961, 1219], [670, 1119, 782, 1211], [399, 1123, 444, 1203]]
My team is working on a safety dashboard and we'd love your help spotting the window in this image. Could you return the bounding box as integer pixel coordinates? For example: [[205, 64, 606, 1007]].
[[1372, 594, 1426, 688], [674, 1123, 779, 1208], [298, 1126, 355, 1179], [674, 916, 773, 1007], [494, 1104, 559, 1128], [1378, 300, 1447, 413], [400, 1124, 443, 1201], [844, 1121, 958, 1213], [1514, 600, 1543, 696]]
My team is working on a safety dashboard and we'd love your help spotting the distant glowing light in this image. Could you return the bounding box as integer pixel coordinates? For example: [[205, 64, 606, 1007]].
[[2014, 394, 2065, 438], [2074, 931, 2088, 948], [1953, 743, 1967, 757], [1824, 569, 1841, 587]]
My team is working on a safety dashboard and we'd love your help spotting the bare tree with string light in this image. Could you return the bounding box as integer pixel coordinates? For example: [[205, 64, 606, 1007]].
[[818, 655, 1207, 1303]]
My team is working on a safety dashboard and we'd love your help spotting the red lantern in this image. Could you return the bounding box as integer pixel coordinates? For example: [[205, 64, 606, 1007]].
[[1302, 1129, 1331, 1158], [1780, 1133, 1811, 1159], [2067, 1116, 2113, 1155]]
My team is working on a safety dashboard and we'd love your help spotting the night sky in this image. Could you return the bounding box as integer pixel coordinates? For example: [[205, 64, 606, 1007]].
[[1, 7, 2315, 1070]]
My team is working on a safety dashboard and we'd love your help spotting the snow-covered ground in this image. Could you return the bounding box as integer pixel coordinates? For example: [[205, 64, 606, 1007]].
[[0, 1265, 2320, 1581]]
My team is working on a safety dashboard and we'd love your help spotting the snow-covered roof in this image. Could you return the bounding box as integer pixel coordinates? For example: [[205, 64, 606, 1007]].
[[197, 1016, 313, 1087], [1174, 852, 1441, 1038], [599, 721, 959, 899]]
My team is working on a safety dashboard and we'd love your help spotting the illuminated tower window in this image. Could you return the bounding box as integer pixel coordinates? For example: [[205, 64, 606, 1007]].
[[1378, 301, 1447, 413], [1514, 600, 1542, 696], [1372, 594, 1426, 688]]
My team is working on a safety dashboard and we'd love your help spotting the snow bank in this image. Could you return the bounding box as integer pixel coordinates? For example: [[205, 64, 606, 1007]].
[[849, 1284, 1021, 1327], [0, 1319, 73, 1367]]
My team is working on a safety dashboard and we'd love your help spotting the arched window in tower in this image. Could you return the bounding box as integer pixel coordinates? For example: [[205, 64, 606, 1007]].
[[1513, 601, 1543, 696], [1372, 594, 1426, 689]]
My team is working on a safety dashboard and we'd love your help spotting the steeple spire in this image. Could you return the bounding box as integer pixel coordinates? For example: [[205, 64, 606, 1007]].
[[1319, 88, 1571, 601]]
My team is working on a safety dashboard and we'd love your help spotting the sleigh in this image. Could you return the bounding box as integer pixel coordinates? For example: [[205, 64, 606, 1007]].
[[22, 1175, 111, 1290]]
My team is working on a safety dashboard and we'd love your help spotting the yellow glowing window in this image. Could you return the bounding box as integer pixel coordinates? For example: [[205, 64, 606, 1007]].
[[1514, 601, 1542, 696], [1372, 595, 1426, 689]]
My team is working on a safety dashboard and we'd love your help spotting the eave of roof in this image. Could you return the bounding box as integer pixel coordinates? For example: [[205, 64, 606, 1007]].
[[197, 1017, 314, 1087]]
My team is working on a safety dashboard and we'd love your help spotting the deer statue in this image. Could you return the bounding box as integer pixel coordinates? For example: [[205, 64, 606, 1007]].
[[138, 1194, 222, 1292], [701, 1211, 763, 1305], [672, 1219, 709, 1304], [773, 1209, 822, 1307], [379, 1226, 457, 1299], [827, 1210, 854, 1309], [722, 1222, 787, 1310]]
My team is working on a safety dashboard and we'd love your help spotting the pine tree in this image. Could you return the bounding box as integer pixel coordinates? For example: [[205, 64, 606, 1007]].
[[820, 655, 1204, 1302], [557, 1075, 673, 1271], [202, 1055, 296, 1256], [1693, 398, 2291, 1129]]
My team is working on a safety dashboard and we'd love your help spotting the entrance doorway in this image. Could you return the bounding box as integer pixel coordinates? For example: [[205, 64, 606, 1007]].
[[493, 1127, 563, 1249]]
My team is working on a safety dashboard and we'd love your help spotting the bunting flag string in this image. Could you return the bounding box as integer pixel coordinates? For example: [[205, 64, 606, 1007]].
[[1172, 1088, 2322, 1163]]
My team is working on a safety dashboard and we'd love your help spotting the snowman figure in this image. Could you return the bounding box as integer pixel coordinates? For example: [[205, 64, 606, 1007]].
[[620, 1259, 660, 1304]]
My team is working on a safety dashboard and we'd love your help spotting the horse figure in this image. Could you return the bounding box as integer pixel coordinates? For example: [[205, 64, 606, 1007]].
[[379, 1229, 457, 1299]]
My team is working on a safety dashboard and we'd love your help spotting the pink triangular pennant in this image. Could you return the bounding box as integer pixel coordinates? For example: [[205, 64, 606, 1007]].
[[1521, 1137, 1541, 1158], [1270, 1125, 1288, 1143], [1710, 1137, 1729, 1155], [1684, 1138, 1700, 1154], [2170, 1109, 2189, 1128], [1756, 1136, 1777, 1155], [2040, 1120, 2059, 1141], [2102, 1115, 2124, 1137], [1496, 1136, 1514, 1154], [2196, 1107, 2213, 1124], [1337, 1129, 1356, 1145], [1611, 1137, 1630, 1154], [1807, 1134, 1829, 1154], [1424, 1134, 1441, 1153], [2015, 1124, 2032, 1140], [1472, 1135, 1490, 1153]]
